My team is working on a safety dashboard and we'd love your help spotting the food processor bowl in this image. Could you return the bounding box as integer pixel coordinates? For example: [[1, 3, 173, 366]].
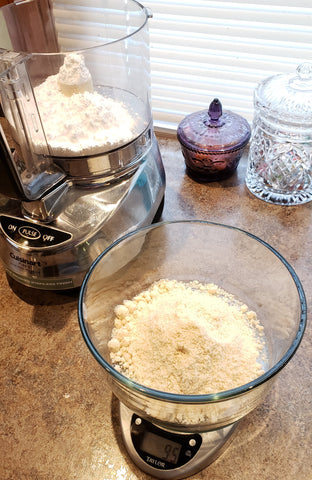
[[78, 221, 306, 433], [0, 0, 154, 191]]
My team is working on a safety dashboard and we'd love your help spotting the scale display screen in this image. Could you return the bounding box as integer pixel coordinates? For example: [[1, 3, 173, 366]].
[[140, 431, 182, 465], [121, 403, 237, 478], [130, 413, 202, 470]]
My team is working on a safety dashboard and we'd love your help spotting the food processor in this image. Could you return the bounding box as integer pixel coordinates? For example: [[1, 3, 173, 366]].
[[78, 221, 306, 479], [0, 0, 165, 290]]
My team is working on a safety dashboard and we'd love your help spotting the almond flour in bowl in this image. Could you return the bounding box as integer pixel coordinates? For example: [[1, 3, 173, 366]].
[[108, 279, 267, 395], [79, 220, 306, 431]]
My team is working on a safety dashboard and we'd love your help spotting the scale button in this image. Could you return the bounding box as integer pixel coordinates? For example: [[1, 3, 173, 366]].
[[189, 438, 196, 447], [135, 417, 142, 426]]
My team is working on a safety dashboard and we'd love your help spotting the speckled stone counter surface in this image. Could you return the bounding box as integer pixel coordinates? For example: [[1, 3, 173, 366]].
[[0, 133, 311, 480]]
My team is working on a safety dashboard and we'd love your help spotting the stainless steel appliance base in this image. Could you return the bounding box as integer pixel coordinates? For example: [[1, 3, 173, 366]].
[[0, 138, 165, 290]]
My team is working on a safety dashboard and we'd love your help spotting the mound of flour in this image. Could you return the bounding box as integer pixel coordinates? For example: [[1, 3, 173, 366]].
[[34, 53, 139, 156], [57, 53, 93, 96], [108, 279, 267, 395]]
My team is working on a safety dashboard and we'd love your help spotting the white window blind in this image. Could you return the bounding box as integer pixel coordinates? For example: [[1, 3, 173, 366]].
[[143, 0, 312, 131], [50, 0, 312, 132]]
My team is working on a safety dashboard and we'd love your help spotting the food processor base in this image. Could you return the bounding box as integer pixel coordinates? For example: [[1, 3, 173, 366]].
[[0, 135, 165, 290], [119, 402, 238, 480]]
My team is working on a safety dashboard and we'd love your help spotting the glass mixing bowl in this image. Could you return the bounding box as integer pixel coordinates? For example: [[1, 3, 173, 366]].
[[78, 221, 306, 433]]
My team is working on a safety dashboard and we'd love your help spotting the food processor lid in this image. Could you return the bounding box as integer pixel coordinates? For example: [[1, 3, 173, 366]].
[[255, 63, 312, 123], [177, 98, 251, 153]]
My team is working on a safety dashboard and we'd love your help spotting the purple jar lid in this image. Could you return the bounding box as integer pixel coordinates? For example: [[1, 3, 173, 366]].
[[177, 99, 251, 153]]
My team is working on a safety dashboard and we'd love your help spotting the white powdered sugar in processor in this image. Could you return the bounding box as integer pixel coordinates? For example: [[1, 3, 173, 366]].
[[57, 53, 93, 96], [34, 53, 146, 156], [108, 279, 267, 395]]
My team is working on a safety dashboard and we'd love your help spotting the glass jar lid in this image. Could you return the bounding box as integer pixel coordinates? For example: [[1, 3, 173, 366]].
[[177, 98, 251, 153], [255, 63, 312, 124]]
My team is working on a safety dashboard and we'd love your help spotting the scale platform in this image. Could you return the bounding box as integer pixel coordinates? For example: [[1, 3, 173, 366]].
[[119, 403, 238, 479]]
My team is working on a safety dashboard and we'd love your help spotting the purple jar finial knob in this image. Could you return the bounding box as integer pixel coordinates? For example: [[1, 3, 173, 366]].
[[207, 98, 225, 127]]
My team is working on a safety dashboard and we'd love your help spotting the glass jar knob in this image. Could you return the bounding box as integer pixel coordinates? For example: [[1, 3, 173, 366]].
[[205, 98, 225, 127], [290, 62, 312, 90], [297, 63, 312, 80]]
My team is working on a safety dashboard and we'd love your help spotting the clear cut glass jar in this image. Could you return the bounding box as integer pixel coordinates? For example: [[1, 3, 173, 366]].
[[246, 63, 312, 205]]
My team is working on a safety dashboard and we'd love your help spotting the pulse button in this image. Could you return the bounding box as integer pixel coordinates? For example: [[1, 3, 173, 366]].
[[18, 226, 41, 240]]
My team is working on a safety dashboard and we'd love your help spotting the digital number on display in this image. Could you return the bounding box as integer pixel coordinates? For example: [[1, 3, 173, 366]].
[[140, 431, 182, 465]]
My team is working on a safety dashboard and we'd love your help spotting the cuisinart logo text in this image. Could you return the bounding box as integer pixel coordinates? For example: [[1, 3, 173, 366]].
[[10, 252, 41, 267]]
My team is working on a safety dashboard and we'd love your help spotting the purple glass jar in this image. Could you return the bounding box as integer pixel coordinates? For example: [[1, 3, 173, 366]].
[[177, 99, 251, 181]]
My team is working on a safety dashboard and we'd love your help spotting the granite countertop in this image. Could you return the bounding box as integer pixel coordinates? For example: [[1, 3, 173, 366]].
[[0, 133, 311, 480]]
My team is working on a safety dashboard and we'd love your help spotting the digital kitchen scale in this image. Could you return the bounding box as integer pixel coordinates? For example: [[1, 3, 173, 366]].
[[120, 403, 237, 479], [78, 221, 307, 480]]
